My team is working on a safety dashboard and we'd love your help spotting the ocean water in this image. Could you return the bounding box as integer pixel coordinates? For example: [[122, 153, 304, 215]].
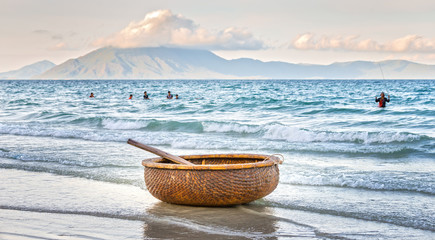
[[0, 79, 434, 239]]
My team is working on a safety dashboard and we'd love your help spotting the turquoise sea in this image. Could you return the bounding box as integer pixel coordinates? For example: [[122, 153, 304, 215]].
[[0, 80, 434, 239]]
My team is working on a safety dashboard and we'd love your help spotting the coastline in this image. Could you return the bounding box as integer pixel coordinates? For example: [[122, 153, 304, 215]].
[[1, 168, 433, 239]]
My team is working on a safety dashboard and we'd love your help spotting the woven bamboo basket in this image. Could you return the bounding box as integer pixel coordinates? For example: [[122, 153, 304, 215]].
[[142, 154, 282, 206]]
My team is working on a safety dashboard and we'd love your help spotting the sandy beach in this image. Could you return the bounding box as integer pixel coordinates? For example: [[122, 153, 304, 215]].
[[1, 168, 433, 239]]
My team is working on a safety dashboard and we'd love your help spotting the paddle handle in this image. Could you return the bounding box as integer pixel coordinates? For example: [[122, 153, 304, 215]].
[[127, 139, 194, 165]]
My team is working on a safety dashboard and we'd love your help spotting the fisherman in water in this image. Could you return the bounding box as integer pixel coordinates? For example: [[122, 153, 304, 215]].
[[375, 92, 390, 107]]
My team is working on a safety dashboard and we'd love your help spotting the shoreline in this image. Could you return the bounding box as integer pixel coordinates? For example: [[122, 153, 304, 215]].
[[1, 168, 433, 239]]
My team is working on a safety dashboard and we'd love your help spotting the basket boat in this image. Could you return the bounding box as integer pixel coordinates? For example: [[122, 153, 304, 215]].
[[142, 154, 282, 206]]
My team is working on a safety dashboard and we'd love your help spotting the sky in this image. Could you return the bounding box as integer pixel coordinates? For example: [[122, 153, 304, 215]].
[[1, 0, 435, 72]]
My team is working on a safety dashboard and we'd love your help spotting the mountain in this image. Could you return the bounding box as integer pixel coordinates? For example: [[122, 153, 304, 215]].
[[0, 60, 55, 79], [9, 47, 435, 79], [38, 47, 234, 79], [36, 47, 322, 79]]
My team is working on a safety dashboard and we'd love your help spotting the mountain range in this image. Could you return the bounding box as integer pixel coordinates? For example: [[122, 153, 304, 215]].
[[0, 60, 55, 79], [1, 47, 435, 79]]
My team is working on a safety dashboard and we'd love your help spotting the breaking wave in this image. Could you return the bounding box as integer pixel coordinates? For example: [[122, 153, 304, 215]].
[[0, 122, 428, 148], [102, 119, 147, 130], [281, 172, 435, 195], [263, 125, 423, 144], [203, 122, 262, 134]]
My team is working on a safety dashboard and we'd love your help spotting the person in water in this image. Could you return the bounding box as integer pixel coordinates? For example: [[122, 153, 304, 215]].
[[143, 91, 149, 99], [175, 94, 179, 99], [129, 94, 133, 100], [375, 92, 390, 107], [89, 92, 94, 98], [167, 91, 173, 99]]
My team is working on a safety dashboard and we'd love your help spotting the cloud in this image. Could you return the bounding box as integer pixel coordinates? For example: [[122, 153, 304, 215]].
[[48, 42, 68, 51], [51, 34, 64, 40], [48, 42, 80, 51], [291, 33, 435, 52], [92, 9, 264, 50], [33, 29, 65, 41]]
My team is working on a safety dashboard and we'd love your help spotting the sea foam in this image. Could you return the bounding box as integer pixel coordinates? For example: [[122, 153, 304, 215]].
[[282, 173, 435, 194], [203, 122, 262, 134], [102, 119, 147, 130], [263, 124, 421, 144]]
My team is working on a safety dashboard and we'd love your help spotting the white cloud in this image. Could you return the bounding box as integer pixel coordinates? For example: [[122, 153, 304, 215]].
[[92, 9, 264, 50], [291, 33, 435, 52]]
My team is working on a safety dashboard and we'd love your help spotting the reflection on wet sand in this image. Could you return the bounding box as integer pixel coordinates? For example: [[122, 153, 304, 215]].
[[143, 201, 280, 239]]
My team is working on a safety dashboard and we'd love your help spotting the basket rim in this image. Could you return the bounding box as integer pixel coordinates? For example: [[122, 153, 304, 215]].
[[141, 153, 280, 170]]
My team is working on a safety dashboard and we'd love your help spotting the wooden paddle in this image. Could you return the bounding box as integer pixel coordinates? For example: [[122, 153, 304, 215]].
[[127, 139, 194, 165]]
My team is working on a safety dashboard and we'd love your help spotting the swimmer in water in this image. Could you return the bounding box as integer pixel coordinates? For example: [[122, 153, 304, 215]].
[[129, 94, 133, 100], [143, 91, 149, 99], [167, 91, 173, 99], [375, 92, 390, 107], [175, 94, 179, 99], [89, 92, 94, 98]]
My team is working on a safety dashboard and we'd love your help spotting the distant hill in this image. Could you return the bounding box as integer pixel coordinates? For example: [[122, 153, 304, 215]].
[[0, 60, 55, 79], [37, 47, 234, 79], [37, 47, 435, 79], [3, 47, 435, 79]]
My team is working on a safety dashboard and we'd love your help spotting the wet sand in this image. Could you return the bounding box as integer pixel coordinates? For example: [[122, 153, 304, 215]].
[[1, 168, 433, 239], [0, 169, 309, 239]]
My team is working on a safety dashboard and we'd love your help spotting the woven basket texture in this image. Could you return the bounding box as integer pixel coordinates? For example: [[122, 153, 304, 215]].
[[142, 154, 280, 206]]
